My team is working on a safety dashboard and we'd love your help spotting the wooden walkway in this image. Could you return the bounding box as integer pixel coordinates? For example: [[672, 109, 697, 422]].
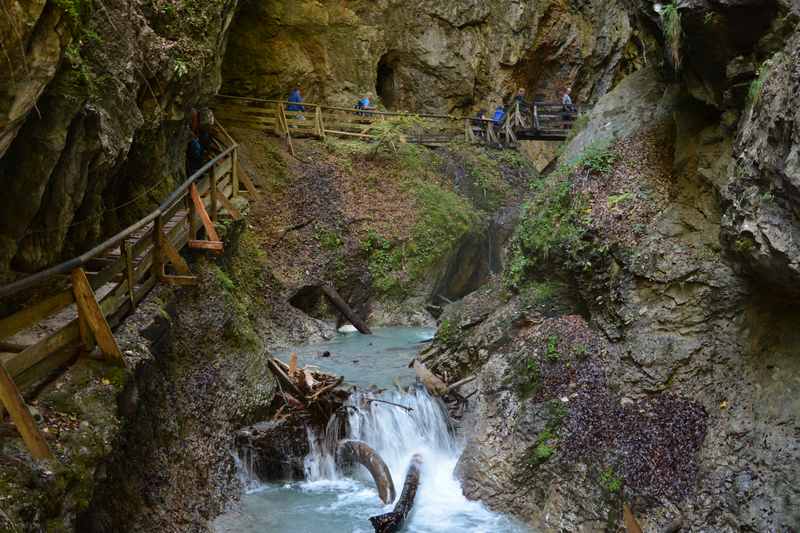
[[212, 96, 581, 151], [0, 123, 259, 460]]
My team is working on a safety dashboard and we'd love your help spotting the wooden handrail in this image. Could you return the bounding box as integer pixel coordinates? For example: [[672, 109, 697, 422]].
[[0, 146, 236, 299]]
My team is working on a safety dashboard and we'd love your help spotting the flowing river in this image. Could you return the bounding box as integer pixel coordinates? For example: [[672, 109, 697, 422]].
[[213, 327, 531, 533]]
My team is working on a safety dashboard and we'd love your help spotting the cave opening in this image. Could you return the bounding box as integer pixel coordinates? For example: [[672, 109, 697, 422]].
[[376, 54, 398, 109]]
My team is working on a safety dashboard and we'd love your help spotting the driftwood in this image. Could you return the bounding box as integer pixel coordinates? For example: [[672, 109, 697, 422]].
[[446, 374, 476, 394], [337, 440, 396, 504], [321, 284, 372, 335], [366, 398, 413, 412], [412, 360, 447, 396], [267, 357, 347, 423], [623, 503, 643, 533], [369, 453, 423, 532]]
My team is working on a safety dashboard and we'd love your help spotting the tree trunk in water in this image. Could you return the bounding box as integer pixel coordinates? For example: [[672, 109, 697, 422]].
[[369, 453, 423, 533], [321, 284, 372, 334], [412, 360, 447, 396], [337, 440, 396, 504]]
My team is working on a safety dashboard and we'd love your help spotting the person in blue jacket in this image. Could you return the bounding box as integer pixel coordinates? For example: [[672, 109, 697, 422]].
[[287, 87, 305, 120], [492, 105, 506, 124]]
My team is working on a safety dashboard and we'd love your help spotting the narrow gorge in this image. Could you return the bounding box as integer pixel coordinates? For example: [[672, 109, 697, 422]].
[[1, 1, 798, 532]]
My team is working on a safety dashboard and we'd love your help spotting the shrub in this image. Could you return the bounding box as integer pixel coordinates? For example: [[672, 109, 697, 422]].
[[662, 3, 682, 72]]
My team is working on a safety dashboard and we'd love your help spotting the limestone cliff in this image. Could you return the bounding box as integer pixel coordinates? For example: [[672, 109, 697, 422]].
[[0, 0, 238, 283], [222, 0, 649, 112]]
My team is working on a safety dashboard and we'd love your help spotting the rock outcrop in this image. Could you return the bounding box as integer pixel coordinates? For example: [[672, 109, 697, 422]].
[[428, 58, 800, 531], [222, 0, 649, 112], [0, 0, 239, 282]]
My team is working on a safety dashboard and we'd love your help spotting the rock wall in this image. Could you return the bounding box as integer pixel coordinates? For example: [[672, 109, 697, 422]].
[[222, 0, 649, 113], [425, 2, 800, 523], [0, 0, 238, 283]]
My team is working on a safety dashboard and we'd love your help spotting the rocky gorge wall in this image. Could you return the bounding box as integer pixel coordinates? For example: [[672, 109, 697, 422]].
[[424, 1, 800, 530], [222, 0, 652, 113], [0, 0, 238, 287]]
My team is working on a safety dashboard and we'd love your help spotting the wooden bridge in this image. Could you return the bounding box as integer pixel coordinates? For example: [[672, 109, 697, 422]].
[[212, 95, 580, 152], [0, 123, 259, 460]]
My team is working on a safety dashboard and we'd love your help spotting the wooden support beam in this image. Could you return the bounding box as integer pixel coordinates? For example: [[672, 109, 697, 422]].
[[231, 146, 239, 198], [160, 275, 197, 286], [237, 163, 260, 198], [70, 268, 124, 364], [0, 363, 54, 460], [157, 229, 192, 276], [216, 190, 242, 220], [190, 184, 221, 242], [123, 241, 135, 308], [188, 239, 224, 253], [210, 167, 218, 222]]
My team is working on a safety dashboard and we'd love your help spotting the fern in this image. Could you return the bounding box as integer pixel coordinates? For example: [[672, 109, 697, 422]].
[[662, 3, 682, 72]]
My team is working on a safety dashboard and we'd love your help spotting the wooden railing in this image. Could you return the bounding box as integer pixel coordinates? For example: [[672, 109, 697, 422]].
[[0, 122, 257, 460], [213, 95, 499, 153], [213, 96, 581, 150]]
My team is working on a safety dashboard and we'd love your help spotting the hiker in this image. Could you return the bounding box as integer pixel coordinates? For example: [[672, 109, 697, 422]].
[[355, 93, 374, 117], [492, 104, 506, 124], [561, 86, 576, 112], [513, 87, 529, 110], [287, 86, 305, 120], [472, 109, 488, 139], [561, 86, 576, 128], [186, 110, 205, 176]]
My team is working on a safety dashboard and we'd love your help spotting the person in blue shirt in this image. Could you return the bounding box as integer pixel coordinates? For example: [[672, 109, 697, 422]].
[[492, 105, 506, 124], [287, 87, 305, 122]]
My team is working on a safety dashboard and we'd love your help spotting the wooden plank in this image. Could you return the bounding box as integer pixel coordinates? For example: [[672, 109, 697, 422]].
[[89, 253, 127, 291], [190, 183, 220, 242], [325, 130, 376, 139], [71, 268, 123, 364], [14, 339, 81, 394], [237, 162, 259, 198], [188, 240, 224, 252], [0, 290, 74, 342], [5, 320, 80, 377], [0, 363, 53, 460], [160, 275, 197, 286], [158, 229, 192, 276]]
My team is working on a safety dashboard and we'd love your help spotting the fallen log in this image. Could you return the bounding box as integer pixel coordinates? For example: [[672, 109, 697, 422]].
[[623, 503, 643, 533], [321, 284, 372, 335], [369, 453, 423, 532], [337, 440, 396, 504], [446, 374, 476, 394], [412, 360, 447, 396]]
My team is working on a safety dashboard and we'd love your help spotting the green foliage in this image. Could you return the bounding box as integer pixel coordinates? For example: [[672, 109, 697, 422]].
[[546, 335, 560, 361], [600, 467, 623, 493], [607, 192, 633, 208], [52, 0, 92, 25], [662, 3, 682, 71], [734, 236, 755, 253], [505, 178, 587, 288], [316, 227, 343, 251], [436, 318, 460, 349], [213, 266, 235, 292], [528, 401, 568, 466], [370, 116, 427, 157], [517, 358, 541, 399], [519, 280, 560, 308], [748, 65, 768, 107]]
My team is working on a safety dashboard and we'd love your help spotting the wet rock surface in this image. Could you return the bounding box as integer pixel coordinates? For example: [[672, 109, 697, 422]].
[[235, 419, 309, 482]]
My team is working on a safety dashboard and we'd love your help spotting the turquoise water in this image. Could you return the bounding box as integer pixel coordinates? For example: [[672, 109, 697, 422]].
[[214, 328, 531, 533]]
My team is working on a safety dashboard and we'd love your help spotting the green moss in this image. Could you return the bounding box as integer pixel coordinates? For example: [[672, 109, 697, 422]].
[[546, 335, 560, 362], [662, 3, 682, 72], [734, 236, 755, 253], [436, 318, 461, 349], [316, 227, 343, 251], [213, 266, 235, 291], [517, 358, 541, 399], [600, 467, 623, 493]]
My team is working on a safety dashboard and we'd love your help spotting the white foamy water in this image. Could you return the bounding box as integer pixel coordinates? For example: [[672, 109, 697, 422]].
[[214, 329, 530, 533]]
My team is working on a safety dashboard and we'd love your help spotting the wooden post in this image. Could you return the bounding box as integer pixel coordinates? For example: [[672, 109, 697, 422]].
[[231, 147, 239, 198], [71, 268, 124, 363], [189, 183, 221, 242], [152, 215, 163, 279], [0, 363, 54, 460], [123, 241, 135, 308], [209, 167, 218, 222], [187, 191, 198, 239]]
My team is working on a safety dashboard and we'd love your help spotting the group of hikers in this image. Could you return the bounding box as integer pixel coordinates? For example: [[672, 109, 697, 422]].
[[473, 86, 577, 136], [287, 87, 376, 117]]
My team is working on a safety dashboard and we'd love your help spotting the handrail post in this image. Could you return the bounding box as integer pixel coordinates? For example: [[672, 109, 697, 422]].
[[187, 191, 197, 239], [0, 364, 53, 460], [152, 214, 163, 280], [231, 147, 239, 199], [210, 167, 218, 222], [123, 241, 135, 308]]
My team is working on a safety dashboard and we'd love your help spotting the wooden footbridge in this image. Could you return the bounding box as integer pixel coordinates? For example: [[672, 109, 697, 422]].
[[212, 95, 580, 152], [0, 124, 259, 460], [0, 94, 580, 461]]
